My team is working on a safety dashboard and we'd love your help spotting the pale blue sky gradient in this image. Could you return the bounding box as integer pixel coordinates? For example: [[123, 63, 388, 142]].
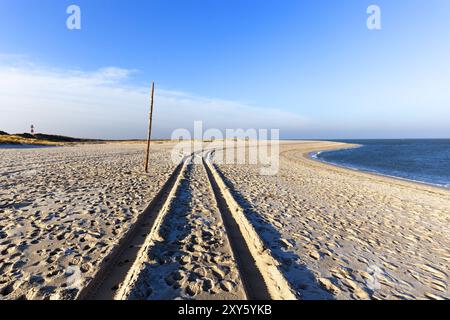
[[0, 0, 449, 139]]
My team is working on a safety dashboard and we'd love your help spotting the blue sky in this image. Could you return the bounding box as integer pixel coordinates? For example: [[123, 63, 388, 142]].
[[1, 0, 450, 139]]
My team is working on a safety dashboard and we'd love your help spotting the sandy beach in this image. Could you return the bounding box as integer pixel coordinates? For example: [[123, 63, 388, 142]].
[[0, 143, 178, 299], [0, 141, 449, 300], [123, 161, 246, 300], [214, 141, 450, 300]]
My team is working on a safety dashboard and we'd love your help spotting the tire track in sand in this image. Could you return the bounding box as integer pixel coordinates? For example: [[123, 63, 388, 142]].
[[80, 151, 296, 300], [77, 154, 191, 300], [120, 157, 246, 300]]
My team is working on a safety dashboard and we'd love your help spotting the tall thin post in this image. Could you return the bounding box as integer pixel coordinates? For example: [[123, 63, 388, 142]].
[[145, 82, 155, 173]]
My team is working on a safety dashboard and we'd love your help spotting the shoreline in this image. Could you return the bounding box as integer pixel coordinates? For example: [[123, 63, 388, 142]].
[[305, 142, 450, 192], [216, 141, 450, 299], [1, 141, 449, 300]]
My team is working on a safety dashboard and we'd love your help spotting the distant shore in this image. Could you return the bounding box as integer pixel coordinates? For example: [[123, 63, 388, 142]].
[[308, 142, 450, 191], [0, 131, 169, 148], [214, 141, 450, 299], [0, 141, 448, 300]]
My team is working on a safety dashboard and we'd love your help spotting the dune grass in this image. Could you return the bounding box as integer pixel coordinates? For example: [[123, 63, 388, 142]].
[[0, 135, 63, 146], [0, 131, 173, 146]]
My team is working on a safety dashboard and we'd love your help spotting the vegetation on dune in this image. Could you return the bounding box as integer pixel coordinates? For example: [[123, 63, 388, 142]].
[[15, 133, 100, 143], [0, 131, 101, 146], [0, 134, 62, 146], [0, 130, 168, 146]]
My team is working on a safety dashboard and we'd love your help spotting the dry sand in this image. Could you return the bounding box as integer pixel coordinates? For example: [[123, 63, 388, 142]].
[[124, 161, 245, 300], [1, 141, 449, 300], [213, 141, 450, 300], [0, 143, 178, 299]]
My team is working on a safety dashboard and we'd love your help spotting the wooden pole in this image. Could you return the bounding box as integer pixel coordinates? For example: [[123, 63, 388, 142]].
[[145, 82, 155, 173]]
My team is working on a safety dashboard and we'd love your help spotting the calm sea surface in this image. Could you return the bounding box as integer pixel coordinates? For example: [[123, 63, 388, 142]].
[[313, 139, 450, 188]]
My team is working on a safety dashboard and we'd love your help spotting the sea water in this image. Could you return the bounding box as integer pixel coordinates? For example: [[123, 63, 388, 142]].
[[313, 139, 450, 189]]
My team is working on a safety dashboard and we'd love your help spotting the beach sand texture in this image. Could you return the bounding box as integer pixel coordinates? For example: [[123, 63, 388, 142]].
[[0, 143, 178, 299], [0, 141, 449, 300], [123, 161, 246, 300], [214, 141, 450, 300]]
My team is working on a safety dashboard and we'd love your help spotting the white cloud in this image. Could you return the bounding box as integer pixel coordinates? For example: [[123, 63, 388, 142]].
[[0, 58, 308, 139]]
